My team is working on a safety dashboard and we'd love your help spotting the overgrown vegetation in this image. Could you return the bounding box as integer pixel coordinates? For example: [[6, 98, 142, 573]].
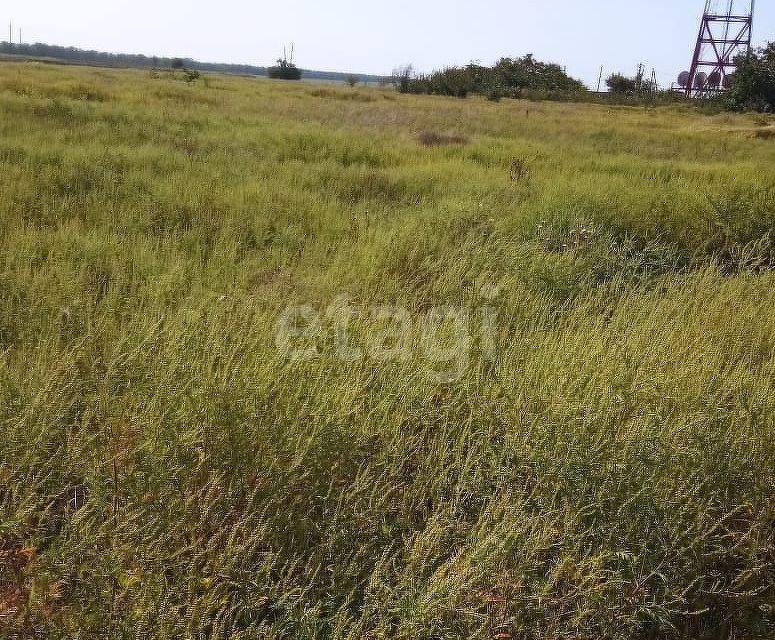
[[394, 43, 775, 112], [0, 62, 774, 639], [267, 48, 303, 81], [605, 71, 657, 97], [394, 55, 586, 100], [267, 58, 302, 81], [727, 42, 775, 112]]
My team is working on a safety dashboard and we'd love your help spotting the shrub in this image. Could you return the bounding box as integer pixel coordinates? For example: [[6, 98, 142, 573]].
[[392, 65, 414, 94], [268, 59, 302, 81], [606, 73, 638, 95], [726, 42, 775, 112], [395, 55, 586, 99]]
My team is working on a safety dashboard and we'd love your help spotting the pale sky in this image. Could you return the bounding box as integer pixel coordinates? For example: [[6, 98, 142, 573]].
[[4, 1, 773, 88]]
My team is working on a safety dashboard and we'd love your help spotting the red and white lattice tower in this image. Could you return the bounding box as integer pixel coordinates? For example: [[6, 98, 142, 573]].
[[678, 0, 755, 96]]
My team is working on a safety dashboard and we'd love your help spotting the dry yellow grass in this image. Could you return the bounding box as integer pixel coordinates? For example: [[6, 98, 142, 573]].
[[0, 61, 774, 639]]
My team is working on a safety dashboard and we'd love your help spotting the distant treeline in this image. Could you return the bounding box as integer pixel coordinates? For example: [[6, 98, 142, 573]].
[[391, 56, 726, 109], [0, 41, 382, 84]]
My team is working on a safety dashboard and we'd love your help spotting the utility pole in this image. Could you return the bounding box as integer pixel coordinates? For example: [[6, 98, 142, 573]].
[[635, 63, 645, 93], [9, 21, 12, 45], [596, 65, 604, 92]]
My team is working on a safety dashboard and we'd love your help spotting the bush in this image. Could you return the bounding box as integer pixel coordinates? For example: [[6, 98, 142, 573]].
[[395, 55, 586, 99], [268, 59, 302, 81], [606, 72, 658, 97], [726, 42, 775, 112], [606, 73, 637, 95], [392, 65, 414, 94]]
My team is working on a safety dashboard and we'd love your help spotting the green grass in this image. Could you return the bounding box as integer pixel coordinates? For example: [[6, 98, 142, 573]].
[[1, 62, 775, 639]]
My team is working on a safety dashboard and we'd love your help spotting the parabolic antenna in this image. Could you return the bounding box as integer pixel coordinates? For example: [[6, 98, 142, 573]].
[[722, 73, 735, 89], [708, 71, 722, 88], [677, 71, 690, 88], [693, 72, 708, 89]]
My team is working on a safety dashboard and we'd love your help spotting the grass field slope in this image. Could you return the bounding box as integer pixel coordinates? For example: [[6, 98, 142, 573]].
[[1, 62, 775, 639]]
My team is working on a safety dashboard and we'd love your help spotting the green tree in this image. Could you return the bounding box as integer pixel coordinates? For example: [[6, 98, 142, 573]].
[[394, 56, 585, 99], [490, 55, 585, 94], [606, 73, 638, 95], [727, 42, 775, 112]]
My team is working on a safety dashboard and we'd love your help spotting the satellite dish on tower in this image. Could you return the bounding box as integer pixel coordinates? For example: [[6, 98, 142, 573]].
[[707, 71, 722, 88], [693, 72, 708, 89], [722, 73, 735, 89], [677, 71, 690, 88]]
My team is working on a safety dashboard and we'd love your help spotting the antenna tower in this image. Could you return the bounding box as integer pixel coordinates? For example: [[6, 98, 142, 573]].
[[678, 0, 755, 96]]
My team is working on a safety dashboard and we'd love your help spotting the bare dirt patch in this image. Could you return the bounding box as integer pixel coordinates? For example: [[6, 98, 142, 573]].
[[416, 130, 468, 146]]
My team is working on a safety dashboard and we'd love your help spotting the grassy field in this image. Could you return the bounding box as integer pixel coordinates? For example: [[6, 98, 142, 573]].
[[1, 62, 775, 639]]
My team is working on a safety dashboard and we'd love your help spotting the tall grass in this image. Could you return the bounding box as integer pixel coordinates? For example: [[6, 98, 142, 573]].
[[0, 62, 774, 639]]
